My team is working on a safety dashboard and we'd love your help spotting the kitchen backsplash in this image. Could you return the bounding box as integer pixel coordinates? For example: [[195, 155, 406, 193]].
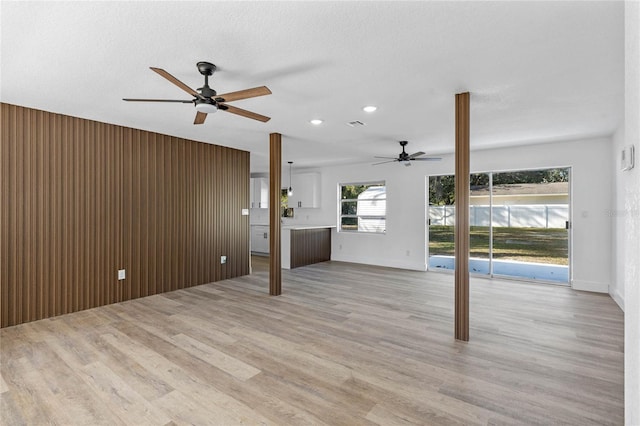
[[249, 208, 328, 226]]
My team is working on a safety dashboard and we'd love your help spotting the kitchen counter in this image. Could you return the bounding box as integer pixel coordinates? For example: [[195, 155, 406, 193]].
[[251, 224, 335, 260], [282, 224, 336, 230], [282, 225, 334, 269]]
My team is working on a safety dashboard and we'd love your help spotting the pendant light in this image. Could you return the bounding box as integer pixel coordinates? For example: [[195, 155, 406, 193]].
[[287, 161, 293, 196]]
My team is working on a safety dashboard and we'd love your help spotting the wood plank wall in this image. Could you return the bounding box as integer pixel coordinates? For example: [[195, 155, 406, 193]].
[[290, 229, 331, 269], [0, 103, 250, 327], [268, 133, 282, 295], [454, 92, 470, 341]]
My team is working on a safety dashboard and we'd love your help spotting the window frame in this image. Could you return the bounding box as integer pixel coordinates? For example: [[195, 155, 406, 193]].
[[338, 181, 386, 234]]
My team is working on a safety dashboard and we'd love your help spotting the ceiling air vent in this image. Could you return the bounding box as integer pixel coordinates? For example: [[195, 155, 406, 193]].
[[346, 120, 366, 127]]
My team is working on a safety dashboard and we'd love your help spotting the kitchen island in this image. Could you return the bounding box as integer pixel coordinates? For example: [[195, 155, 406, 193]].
[[281, 225, 335, 269]]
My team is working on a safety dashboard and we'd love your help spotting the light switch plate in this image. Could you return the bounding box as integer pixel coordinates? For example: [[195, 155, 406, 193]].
[[242, 208, 249, 215], [118, 269, 126, 280], [221, 256, 227, 264]]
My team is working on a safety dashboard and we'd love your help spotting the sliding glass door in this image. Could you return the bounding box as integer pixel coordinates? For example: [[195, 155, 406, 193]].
[[428, 175, 456, 271], [469, 173, 490, 276], [427, 167, 570, 284], [489, 169, 569, 282]]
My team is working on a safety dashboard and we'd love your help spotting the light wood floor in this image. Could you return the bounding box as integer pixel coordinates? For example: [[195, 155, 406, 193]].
[[1, 257, 624, 425]]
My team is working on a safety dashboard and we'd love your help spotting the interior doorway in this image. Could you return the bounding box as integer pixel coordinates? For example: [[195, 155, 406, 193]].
[[427, 167, 570, 284]]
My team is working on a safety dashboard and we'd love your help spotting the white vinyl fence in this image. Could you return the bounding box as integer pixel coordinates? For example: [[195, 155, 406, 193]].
[[429, 204, 569, 228]]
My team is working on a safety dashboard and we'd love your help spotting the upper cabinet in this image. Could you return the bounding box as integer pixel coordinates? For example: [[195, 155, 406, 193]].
[[288, 172, 320, 208], [250, 177, 269, 209], [250, 173, 320, 209]]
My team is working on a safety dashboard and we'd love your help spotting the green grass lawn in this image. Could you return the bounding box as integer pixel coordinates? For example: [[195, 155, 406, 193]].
[[429, 226, 568, 265]]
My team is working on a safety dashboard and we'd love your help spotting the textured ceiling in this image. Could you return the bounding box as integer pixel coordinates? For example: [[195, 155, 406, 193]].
[[1, 1, 624, 172]]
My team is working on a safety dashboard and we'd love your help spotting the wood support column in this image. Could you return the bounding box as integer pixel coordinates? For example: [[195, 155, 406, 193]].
[[269, 133, 282, 295], [454, 92, 470, 341]]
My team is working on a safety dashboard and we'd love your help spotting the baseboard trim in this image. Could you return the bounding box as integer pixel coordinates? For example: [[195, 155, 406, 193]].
[[609, 286, 625, 311], [329, 254, 427, 272], [572, 279, 608, 293]]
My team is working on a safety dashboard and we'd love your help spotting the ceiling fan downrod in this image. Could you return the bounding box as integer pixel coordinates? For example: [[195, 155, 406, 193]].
[[197, 62, 217, 98]]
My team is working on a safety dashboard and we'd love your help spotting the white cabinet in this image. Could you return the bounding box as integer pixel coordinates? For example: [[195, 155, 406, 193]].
[[288, 172, 320, 208], [251, 225, 269, 253], [250, 177, 269, 209]]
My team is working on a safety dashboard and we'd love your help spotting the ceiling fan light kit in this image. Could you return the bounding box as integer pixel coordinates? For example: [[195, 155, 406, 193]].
[[123, 61, 271, 124], [195, 99, 218, 114]]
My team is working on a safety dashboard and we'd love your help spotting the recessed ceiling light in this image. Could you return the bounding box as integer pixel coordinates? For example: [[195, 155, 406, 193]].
[[310, 119, 323, 125], [363, 105, 377, 113]]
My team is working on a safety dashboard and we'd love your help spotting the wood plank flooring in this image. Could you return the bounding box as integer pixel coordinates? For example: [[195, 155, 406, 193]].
[[0, 257, 624, 425]]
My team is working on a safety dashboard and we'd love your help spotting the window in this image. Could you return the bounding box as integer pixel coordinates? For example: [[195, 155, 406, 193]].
[[340, 182, 386, 233], [281, 189, 293, 217]]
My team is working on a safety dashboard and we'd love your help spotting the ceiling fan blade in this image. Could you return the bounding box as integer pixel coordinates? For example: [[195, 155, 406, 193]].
[[123, 98, 193, 103], [411, 157, 442, 161], [374, 156, 397, 159], [221, 104, 271, 122], [372, 160, 398, 165], [408, 151, 426, 159], [194, 111, 207, 125], [150, 67, 203, 99], [214, 86, 272, 103]]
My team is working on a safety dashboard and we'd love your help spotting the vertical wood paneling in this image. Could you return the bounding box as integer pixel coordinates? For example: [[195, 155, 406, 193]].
[[269, 133, 282, 296], [15, 105, 24, 324], [25, 107, 34, 322], [212, 143, 220, 283], [119, 125, 249, 304], [454, 92, 470, 342], [1, 104, 122, 327], [1, 103, 250, 328], [36, 109, 47, 319], [107, 122, 117, 306], [290, 229, 331, 269], [1, 104, 8, 325]]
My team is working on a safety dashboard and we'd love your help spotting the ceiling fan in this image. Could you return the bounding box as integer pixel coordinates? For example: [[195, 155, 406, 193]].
[[123, 61, 271, 124], [373, 141, 442, 166]]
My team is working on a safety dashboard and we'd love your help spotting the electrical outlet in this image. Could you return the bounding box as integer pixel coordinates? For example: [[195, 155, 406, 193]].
[[221, 255, 227, 264], [241, 208, 249, 215], [118, 269, 126, 280]]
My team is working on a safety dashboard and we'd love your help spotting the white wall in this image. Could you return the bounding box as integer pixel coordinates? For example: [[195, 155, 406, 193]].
[[611, 126, 626, 310], [623, 1, 640, 423], [298, 137, 613, 293], [470, 138, 612, 293], [313, 160, 439, 271]]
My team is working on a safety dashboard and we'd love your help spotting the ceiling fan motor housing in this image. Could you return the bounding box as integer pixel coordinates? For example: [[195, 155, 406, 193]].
[[198, 86, 217, 98], [399, 141, 409, 160]]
